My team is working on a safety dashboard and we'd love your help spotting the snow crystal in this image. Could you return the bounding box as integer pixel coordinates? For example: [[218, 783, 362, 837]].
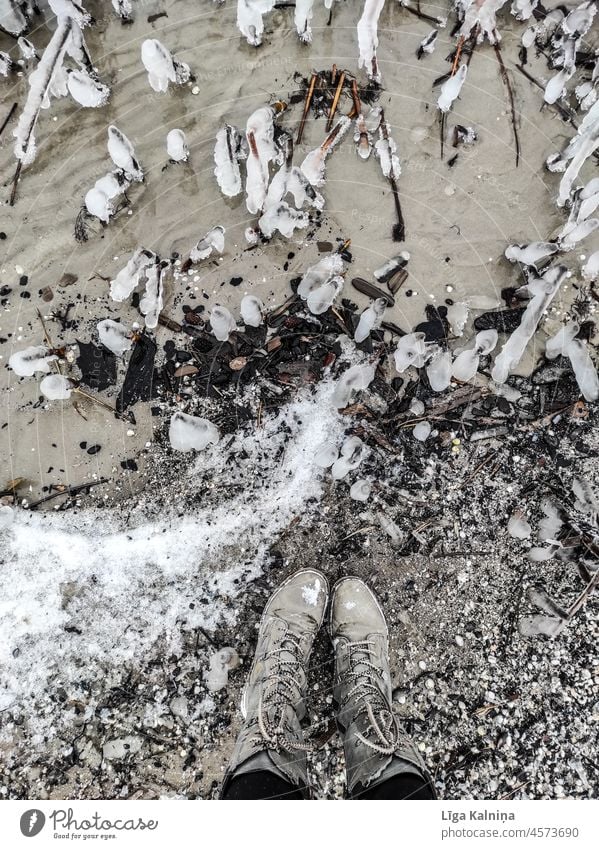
[[301, 577, 323, 607], [97, 319, 132, 356], [169, 413, 220, 452]]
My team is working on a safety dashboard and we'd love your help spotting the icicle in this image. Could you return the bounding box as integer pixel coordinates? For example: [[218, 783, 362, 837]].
[[169, 412, 220, 452], [9, 346, 57, 377], [0, 52, 14, 77], [547, 100, 599, 207], [141, 38, 190, 93], [357, 0, 385, 83], [245, 104, 282, 213], [306, 276, 344, 315], [237, 0, 276, 47], [458, 0, 508, 44], [210, 306, 236, 341], [300, 117, 351, 186], [295, 0, 314, 43], [558, 219, 599, 250], [189, 225, 225, 262], [139, 261, 166, 329], [354, 298, 386, 343], [331, 363, 376, 408], [214, 125, 245, 198], [394, 333, 429, 372], [107, 125, 143, 182], [438, 64, 468, 113], [17, 37, 36, 61], [545, 321, 599, 402], [240, 295, 264, 327], [97, 319, 133, 356], [491, 265, 567, 383], [166, 129, 189, 162], [40, 374, 72, 401]]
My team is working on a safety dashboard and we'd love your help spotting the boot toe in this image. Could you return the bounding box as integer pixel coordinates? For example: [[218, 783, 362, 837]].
[[330, 577, 387, 641], [265, 568, 329, 631]]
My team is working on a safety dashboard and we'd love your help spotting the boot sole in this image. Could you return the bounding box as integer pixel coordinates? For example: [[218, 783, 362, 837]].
[[240, 568, 330, 719]]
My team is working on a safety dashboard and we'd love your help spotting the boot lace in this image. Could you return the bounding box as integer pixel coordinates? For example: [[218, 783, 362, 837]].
[[251, 630, 312, 753], [341, 640, 400, 755]]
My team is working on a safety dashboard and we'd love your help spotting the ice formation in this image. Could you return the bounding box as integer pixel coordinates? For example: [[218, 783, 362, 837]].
[[418, 29, 438, 57], [331, 363, 376, 408], [107, 125, 143, 182], [237, 0, 276, 47], [189, 226, 225, 262], [508, 512, 532, 539], [446, 302, 469, 336], [66, 68, 109, 106], [582, 250, 599, 281], [166, 129, 189, 162], [40, 374, 72, 401], [545, 321, 599, 402], [245, 104, 282, 213], [294, 0, 314, 43], [374, 253, 409, 283], [331, 436, 366, 480], [297, 254, 345, 299], [8, 346, 58, 377], [547, 99, 599, 207], [141, 38, 190, 93], [492, 265, 567, 384], [306, 276, 344, 315], [110, 248, 157, 302], [214, 125, 245, 197], [139, 262, 166, 330], [84, 186, 113, 222], [357, 0, 385, 83], [97, 319, 133, 356], [315, 441, 339, 468], [240, 295, 264, 327], [452, 329, 498, 382], [169, 412, 220, 452], [350, 479, 371, 502], [374, 115, 401, 180], [505, 241, 559, 266], [413, 421, 432, 442], [354, 298, 386, 343], [210, 306, 237, 341], [425, 347, 452, 391], [438, 64, 468, 113], [394, 333, 429, 372], [206, 648, 240, 692], [458, 0, 508, 44], [301, 117, 351, 186]]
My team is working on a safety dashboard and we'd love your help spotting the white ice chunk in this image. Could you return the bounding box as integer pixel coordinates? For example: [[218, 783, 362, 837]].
[[331, 363, 376, 408], [169, 412, 220, 452], [294, 0, 314, 43], [95, 173, 125, 200], [558, 218, 599, 250], [190, 225, 226, 262], [447, 301, 468, 336], [413, 421, 431, 441], [141, 38, 190, 93], [394, 332, 429, 372], [582, 250, 599, 280], [298, 254, 345, 299], [306, 275, 343, 315], [315, 441, 338, 468], [110, 248, 157, 302], [538, 499, 562, 542], [357, 0, 385, 83], [331, 436, 366, 480], [491, 265, 567, 383], [210, 306, 236, 341], [545, 321, 599, 401], [139, 262, 165, 330], [66, 69, 110, 107], [206, 648, 240, 692], [300, 117, 351, 186], [166, 128, 189, 162], [9, 346, 58, 377], [0, 505, 14, 530], [354, 298, 386, 343], [419, 29, 438, 56], [84, 186, 112, 222], [505, 241, 558, 265], [237, 0, 276, 47], [350, 479, 372, 501], [452, 347, 479, 382], [240, 295, 264, 327], [107, 125, 143, 182], [259, 202, 309, 239], [245, 105, 280, 214], [40, 374, 72, 400], [438, 64, 467, 113], [97, 319, 132, 356]]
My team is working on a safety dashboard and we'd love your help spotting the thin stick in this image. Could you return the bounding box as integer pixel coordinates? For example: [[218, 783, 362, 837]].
[[494, 39, 521, 166], [402, 4, 441, 25], [0, 102, 17, 139], [380, 110, 405, 241], [326, 70, 346, 132], [351, 78, 361, 115], [296, 71, 317, 144], [25, 478, 109, 510], [9, 160, 22, 206], [451, 36, 465, 75]]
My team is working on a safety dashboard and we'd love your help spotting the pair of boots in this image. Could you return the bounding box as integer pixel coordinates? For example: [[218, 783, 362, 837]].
[[221, 569, 436, 799]]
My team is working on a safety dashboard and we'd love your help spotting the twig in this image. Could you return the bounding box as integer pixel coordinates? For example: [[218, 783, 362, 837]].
[[380, 109, 405, 241], [9, 160, 22, 206], [451, 36, 465, 76], [493, 39, 520, 167], [402, 4, 442, 25], [296, 71, 317, 144]]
